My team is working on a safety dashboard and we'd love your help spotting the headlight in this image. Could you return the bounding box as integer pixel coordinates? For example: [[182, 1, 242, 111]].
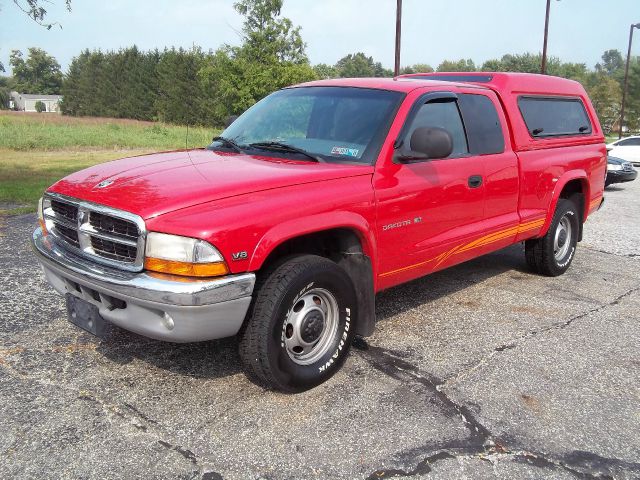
[[607, 164, 623, 171], [144, 232, 229, 277]]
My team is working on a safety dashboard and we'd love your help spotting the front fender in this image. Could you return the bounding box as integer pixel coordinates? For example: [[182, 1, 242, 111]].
[[248, 211, 377, 273]]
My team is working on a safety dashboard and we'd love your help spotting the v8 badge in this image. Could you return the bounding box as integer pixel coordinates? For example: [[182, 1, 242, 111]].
[[232, 251, 248, 261]]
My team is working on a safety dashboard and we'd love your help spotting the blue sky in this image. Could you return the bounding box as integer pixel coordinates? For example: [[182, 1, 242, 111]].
[[1, 0, 639, 74]]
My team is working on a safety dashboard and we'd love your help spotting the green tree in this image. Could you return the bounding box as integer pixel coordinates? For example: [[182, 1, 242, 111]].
[[156, 47, 214, 124], [585, 73, 622, 134], [199, 0, 316, 121], [552, 61, 588, 83], [401, 63, 434, 74], [34, 100, 46, 112], [233, 0, 307, 64], [437, 58, 476, 72], [624, 57, 640, 132], [482, 53, 542, 73], [313, 63, 336, 79], [0, 75, 14, 109], [596, 49, 624, 76], [334, 52, 392, 78], [10, 47, 63, 94], [106, 46, 159, 120], [61, 48, 161, 121], [60, 49, 90, 115]]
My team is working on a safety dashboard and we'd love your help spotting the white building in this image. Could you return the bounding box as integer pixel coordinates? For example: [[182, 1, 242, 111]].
[[10, 91, 63, 113]]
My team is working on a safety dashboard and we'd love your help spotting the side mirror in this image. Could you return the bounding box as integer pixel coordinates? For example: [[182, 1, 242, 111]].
[[407, 127, 453, 160], [225, 115, 239, 128]]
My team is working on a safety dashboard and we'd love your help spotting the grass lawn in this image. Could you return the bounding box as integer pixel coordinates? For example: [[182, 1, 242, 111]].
[[0, 149, 152, 214], [0, 111, 219, 214]]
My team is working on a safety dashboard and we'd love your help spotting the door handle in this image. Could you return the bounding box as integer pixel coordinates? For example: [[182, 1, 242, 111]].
[[468, 175, 483, 188]]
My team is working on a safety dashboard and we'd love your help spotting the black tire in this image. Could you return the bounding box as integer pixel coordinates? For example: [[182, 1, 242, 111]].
[[238, 255, 357, 393], [525, 198, 580, 277]]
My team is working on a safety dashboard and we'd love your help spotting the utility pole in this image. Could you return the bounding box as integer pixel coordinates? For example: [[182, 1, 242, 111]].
[[394, 0, 402, 77], [541, 0, 551, 74], [619, 23, 640, 139]]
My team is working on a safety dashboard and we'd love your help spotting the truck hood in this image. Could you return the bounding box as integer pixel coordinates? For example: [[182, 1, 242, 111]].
[[49, 149, 373, 219]]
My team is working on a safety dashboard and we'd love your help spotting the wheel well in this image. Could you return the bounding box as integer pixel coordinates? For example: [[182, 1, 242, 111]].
[[559, 179, 586, 241], [259, 228, 376, 337], [260, 228, 364, 271]]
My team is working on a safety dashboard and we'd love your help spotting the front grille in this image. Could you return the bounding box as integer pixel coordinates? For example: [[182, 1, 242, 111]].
[[90, 212, 138, 239], [56, 223, 80, 247], [51, 200, 78, 222], [90, 237, 138, 262], [43, 194, 145, 272]]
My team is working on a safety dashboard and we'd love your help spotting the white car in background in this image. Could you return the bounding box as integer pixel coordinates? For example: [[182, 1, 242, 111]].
[[607, 136, 640, 166]]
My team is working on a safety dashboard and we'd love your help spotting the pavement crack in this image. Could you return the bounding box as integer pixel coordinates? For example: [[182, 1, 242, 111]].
[[157, 440, 198, 466], [442, 285, 640, 387], [366, 444, 634, 479], [356, 341, 639, 479], [123, 402, 160, 426], [77, 394, 205, 473], [583, 246, 640, 259], [354, 342, 492, 445], [366, 450, 457, 479], [0, 348, 216, 478]]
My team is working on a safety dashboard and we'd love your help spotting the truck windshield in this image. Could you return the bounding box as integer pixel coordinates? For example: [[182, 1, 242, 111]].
[[209, 87, 404, 164]]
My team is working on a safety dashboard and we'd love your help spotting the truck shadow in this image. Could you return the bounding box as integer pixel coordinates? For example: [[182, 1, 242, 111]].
[[96, 330, 244, 379], [375, 243, 529, 322], [95, 244, 529, 380]]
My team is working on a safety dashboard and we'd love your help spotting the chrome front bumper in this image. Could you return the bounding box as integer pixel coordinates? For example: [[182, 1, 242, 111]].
[[31, 228, 255, 342]]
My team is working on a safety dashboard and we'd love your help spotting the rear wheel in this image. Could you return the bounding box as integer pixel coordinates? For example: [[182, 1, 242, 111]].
[[525, 198, 580, 277], [238, 255, 357, 393]]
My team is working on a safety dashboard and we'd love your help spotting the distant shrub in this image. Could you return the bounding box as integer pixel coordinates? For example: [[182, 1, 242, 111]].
[[35, 101, 46, 113]]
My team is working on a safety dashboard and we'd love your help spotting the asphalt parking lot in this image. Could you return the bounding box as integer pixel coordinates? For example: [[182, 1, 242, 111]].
[[1, 178, 639, 480]]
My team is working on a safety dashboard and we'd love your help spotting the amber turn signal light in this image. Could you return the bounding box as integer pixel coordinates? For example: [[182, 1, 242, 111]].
[[144, 258, 229, 278]]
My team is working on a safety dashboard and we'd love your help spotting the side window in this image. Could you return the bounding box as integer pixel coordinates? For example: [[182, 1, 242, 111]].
[[458, 94, 505, 154], [407, 100, 469, 157], [518, 96, 592, 137]]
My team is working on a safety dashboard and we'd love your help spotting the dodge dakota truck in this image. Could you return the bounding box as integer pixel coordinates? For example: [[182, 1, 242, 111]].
[[32, 72, 606, 392]]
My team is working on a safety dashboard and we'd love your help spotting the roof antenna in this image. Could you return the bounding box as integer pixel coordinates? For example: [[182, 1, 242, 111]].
[[185, 119, 195, 166]]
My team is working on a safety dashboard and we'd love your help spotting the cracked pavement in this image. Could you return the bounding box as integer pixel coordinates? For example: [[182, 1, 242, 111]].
[[1, 179, 639, 479]]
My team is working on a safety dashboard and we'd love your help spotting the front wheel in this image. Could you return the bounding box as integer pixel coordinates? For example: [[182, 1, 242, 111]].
[[525, 198, 580, 277], [238, 255, 357, 393]]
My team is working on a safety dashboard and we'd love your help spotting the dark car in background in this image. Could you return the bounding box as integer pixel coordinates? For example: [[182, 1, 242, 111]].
[[606, 156, 637, 187]]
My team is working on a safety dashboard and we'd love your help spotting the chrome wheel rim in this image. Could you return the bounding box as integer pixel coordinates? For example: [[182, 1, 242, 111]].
[[554, 216, 572, 261], [283, 288, 339, 366]]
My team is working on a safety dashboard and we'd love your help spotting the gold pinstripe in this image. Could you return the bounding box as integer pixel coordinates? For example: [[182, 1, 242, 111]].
[[589, 195, 603, 210], [380, 218, 545, 278]]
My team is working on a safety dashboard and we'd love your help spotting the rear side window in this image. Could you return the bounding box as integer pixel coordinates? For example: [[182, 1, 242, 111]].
[[458, 94, 504, 154], [518, 96, 592, 138]]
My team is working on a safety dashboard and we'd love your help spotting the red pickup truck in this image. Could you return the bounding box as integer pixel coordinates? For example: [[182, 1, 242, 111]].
[[33, 72, 606, 392]]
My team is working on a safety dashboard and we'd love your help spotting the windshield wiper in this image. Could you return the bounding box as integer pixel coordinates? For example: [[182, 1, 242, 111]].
[[249, 141, 323, 163], [211, 136, 246, 153]]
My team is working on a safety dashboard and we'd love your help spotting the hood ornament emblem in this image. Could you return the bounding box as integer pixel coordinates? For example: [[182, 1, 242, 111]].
[[95, 180, 114, 189]]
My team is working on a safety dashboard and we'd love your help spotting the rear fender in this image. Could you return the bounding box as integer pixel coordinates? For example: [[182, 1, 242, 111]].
[[540, 171, 589, 237]]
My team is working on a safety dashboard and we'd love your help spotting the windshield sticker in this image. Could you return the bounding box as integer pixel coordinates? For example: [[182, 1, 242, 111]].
[[331, 146, 360, 158]]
